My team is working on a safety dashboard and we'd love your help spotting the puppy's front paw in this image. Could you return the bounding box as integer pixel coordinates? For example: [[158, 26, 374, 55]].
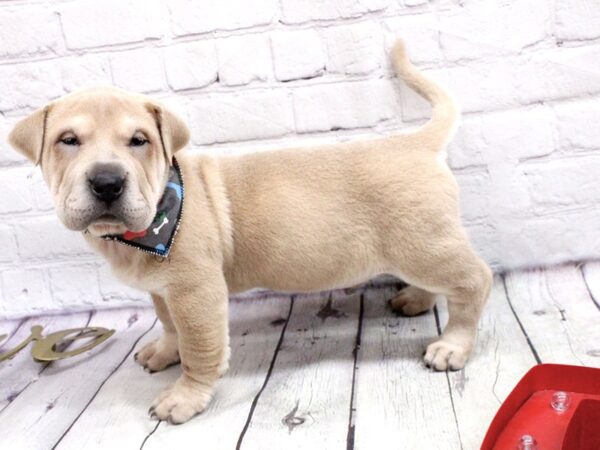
[[134, 334, 180, 373], [149, 377, 213, 424], [424, 339, 469, 371]]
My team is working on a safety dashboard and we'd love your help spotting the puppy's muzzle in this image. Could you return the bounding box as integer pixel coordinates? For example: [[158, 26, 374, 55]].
[[88, 163, 125, 206]]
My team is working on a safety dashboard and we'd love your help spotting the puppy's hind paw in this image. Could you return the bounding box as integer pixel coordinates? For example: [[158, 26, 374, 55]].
[[389, 286, 436, 317], [424, 339, 469, 371]]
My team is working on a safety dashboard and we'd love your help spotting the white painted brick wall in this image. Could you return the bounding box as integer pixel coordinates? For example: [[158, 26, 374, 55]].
[[271, 29, 327, 81], [164, 41, 218, 90], [1, 0, 599, 317], [110, 48, 167, 93], [217, 34, 272, 86], [59, 0, 166, 49]]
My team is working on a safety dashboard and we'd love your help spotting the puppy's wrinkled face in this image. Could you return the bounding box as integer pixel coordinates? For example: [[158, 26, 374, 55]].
[[46, 92, 165, 235], [9, 87, 189, 236]]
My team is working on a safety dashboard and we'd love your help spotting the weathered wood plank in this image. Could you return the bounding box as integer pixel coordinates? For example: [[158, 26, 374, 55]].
[[436, 277, 539, 450], [0, 317, 25, 350], [504, 264, 600, 367], [353, 287, 461, 450], [582, 261, 600, 310], [239, 290, 361, 450], [55, 323, 172, 449], [141, 296, 293, 450], [0, 312, 91, 413], [0, 308, 155, 449]]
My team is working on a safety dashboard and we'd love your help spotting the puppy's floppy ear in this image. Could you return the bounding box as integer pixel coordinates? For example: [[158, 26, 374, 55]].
[[8, 106, 51, 166], [145, 102, 190, 163]]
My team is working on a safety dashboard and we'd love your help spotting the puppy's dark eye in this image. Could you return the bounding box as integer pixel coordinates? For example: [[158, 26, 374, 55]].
[[60, 136, 80, 146], [129, 136, 148, 147]]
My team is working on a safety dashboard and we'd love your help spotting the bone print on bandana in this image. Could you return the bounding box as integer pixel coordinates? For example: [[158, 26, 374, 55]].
[[101, 158, 184, 257]]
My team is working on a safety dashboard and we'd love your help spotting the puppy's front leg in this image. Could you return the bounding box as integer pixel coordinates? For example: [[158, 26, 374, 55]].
[[150, 267, 229, 424], [135, 294, 180, 372]]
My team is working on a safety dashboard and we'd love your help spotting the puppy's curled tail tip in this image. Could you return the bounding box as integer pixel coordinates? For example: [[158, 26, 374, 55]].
[[390, 39, 411, 74], [390, 38, 458, 148]]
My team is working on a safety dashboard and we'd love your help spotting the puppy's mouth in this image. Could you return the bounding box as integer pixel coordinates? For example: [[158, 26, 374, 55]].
[[86, 211, 128, 236], [84, 202, 153, 237], [94, 213, 122, 224]]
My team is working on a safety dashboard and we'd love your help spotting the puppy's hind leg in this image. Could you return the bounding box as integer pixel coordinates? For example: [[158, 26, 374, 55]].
[[390, 239, 492, 371], [423, 256, 491, 371]]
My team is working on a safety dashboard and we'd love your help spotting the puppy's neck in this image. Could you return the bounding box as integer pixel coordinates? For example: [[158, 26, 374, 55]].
[[84, 233, 140, 267]]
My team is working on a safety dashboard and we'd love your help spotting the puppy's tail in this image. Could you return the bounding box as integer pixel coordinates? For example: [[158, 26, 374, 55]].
[[391, 39, 458, 149]]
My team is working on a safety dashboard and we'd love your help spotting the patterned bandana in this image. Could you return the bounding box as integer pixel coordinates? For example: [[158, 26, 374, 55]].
[[100, 158, 184, 257]]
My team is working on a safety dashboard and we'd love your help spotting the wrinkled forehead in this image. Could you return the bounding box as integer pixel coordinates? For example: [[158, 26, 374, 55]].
[[47, 90, 156, 137]]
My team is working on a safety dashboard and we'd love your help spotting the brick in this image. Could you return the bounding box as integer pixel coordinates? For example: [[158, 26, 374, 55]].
[[384, 14, 441, 65], [448, 106, 555, 169], [554, 99, 600, 151], [164, 41, 218, 91], [59, 0, 165, 49], [168, 0, 277, 36], [98, 263, 148, 302], [401, 55, 573, 118], [423, 48, 600, 116], [401, 0, 428, 5], [455, 170, 491, 223], [188, 91, 294, 144], [271, 30, 326, 82], [463, 223, 502, 271], [0, 225, 18, 263], [1, 269, 51, 311], [520, 46, 600, 105], [0, 167, 35, 214], [484, 107, 556, 161], [280, 0, 391, 24], [15, 216, 95, 261], [446, 116, 486, 169], [325, 23, 384, 75], [517, 155, 600, 212], [110, 48, 166, 93], [293, 79, 398, 133], [30, 170, 55, 212], [439, 0, 550, 61], [0, 7, 62, 58], [442, 61, 518, 114], [556, 0, 600, 41], [50, 265, 102, 307], [58, 55, 113, 93], [0, 114, 28, 165], [217, 34, 272, 86], [496, 209, 600, 269], [0, 61, 64, 111], [400, 57, 552, 118]]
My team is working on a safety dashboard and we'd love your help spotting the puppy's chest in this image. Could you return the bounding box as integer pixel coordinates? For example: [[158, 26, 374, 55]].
[[96, 242, 168, 295], [112, 260, 167, 295]]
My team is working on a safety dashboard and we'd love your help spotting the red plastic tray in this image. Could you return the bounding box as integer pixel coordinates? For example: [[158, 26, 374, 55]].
[[481, 364, 600, 450]]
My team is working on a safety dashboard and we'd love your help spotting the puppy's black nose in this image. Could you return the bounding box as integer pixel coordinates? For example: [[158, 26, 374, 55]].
[[89, 167, 125, 204]]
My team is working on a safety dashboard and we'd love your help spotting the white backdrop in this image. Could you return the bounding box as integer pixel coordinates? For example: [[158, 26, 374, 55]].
[[1, 0, 599, 316]]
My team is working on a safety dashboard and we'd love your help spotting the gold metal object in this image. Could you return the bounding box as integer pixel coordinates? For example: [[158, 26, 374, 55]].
[[0, 325, 115, 363]]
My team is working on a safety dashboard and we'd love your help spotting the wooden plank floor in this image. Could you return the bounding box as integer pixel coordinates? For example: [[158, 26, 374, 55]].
[[0, 262, 598, 450]]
